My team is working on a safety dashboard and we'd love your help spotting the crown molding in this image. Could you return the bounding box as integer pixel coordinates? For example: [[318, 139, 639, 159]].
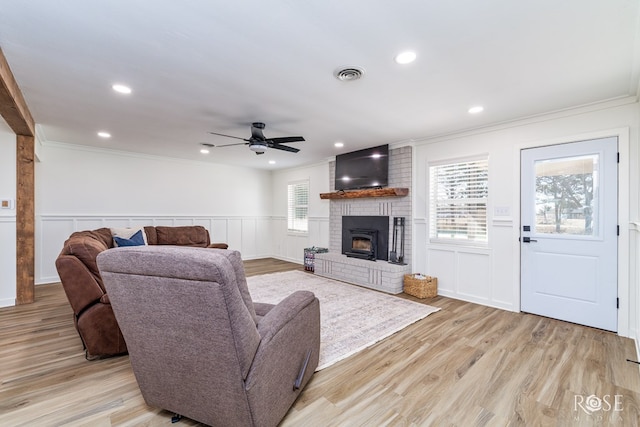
[[413, 96, 638, 146], [40, 139, 271, 172]]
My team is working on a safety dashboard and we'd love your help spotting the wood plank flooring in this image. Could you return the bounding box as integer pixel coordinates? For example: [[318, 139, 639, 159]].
[[1, 258, 639, 426]]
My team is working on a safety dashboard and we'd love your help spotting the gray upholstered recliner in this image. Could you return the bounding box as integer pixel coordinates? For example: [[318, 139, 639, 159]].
[[96, 246, 320, 427]]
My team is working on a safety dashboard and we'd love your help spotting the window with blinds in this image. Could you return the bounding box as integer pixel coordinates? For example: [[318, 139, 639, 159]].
[[287, 181, 309, 233], [429, 157, 489, 242]]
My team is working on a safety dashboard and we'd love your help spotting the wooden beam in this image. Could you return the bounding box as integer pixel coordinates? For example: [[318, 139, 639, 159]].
[[0, 47, 36, 304], [16, 134, 35, 304], [0, 47, 35, 137], [319, 187, 409, 200]]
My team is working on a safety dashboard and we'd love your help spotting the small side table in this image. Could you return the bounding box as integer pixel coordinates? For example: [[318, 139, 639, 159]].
[[303, 247, 328, 272]]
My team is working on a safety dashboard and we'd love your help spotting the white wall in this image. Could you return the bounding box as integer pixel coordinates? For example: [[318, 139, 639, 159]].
[[0, 125, 16, 307], [636, 104, 640, 357], [270, 161, 331, 263], [36, 142, 274, 284], [413, 98, 640, 340]]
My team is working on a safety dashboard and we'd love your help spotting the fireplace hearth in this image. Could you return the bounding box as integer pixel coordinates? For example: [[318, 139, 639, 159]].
[[342, 216, 389, 261]]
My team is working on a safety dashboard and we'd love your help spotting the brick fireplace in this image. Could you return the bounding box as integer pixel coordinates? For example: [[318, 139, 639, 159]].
[[314, 146, 412, 294]]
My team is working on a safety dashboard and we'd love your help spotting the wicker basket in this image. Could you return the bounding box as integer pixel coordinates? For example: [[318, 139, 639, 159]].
[[403, 274, 437, 298]]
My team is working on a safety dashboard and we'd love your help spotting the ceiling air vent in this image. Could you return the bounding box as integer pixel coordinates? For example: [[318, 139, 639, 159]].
[[334, 67, 365, 82]]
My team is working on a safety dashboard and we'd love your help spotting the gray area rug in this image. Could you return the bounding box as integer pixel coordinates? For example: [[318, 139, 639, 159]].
[[247, 270, 440, 370]]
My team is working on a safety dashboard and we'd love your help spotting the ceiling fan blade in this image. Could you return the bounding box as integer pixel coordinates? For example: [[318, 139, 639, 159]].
[[215, 142, 248, 147], [270, 143, 300, 153], [268, 136, 305, 144], [208, 131, 249, 141], [210, 123, 303, 154]]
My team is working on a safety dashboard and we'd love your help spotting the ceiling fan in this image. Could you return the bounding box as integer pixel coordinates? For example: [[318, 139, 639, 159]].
[[206, 122, 305, 155]]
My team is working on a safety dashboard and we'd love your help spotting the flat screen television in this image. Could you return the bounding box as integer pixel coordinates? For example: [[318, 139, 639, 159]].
[[334, 144, 389, 191]]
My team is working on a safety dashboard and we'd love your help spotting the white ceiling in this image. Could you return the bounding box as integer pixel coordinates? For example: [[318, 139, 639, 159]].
[[1, 0, 639, 170]]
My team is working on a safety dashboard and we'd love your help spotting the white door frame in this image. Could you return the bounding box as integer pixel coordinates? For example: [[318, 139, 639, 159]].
[[512, 127, 630, 337]]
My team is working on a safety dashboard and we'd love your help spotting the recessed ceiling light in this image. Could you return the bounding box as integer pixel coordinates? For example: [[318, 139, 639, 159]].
[[112, 84, 132, 94], [268, 160, 276, 165], [97, 131, 111, 138], [200, 148, 210, 154], [394, 51, 417, 64], [468, 106, 484, 114], [334, 142, 344, 148]]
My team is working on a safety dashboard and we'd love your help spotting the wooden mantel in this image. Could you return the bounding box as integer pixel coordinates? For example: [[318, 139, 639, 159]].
[[319, 187, 409, 200]]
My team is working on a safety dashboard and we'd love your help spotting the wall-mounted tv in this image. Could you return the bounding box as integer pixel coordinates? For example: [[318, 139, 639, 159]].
[[334, 144, 389, 191]]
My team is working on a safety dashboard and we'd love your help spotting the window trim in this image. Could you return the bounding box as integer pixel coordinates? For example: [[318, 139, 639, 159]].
[[428, 155, 489, 246], [287, 180, 310, 235]]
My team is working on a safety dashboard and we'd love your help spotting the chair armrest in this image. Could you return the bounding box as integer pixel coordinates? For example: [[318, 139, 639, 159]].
[[207, 243, 229, 249], [245, 291, 320, 424], [55, 255, 105, 315], [255, 291, 317, 344], [247, 290, 320, 381], [253, 302, 275, 318]]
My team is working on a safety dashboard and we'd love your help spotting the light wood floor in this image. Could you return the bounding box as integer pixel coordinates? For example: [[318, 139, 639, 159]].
[[1, 258, 639, 426]]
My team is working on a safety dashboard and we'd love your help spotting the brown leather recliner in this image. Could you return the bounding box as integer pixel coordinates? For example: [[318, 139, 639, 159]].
[[55, 225, 228, 359], [97, 246, 320, 427]]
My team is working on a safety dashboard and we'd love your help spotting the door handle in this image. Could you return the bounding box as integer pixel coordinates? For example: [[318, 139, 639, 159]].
[[522, 237, 538, 243]]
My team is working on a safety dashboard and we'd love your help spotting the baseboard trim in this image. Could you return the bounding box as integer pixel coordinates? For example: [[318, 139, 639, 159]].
[[0, 297, 15, 308]]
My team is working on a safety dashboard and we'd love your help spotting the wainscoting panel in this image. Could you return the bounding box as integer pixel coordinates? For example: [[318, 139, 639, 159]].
[[427, 245, 496, 308], [37, 215, 274, 284], [211, 218, 229, 244], [270, 216, 330, 264], [37, 216, 77, 283], [426, 248, 457, 294], [412, 217, 427, 272], [457, 251, 491, 302], [241, 218, 257, 257], [631, 223, 640, 355], [0, 216, 17, 307], [308, 217, 330, 249]]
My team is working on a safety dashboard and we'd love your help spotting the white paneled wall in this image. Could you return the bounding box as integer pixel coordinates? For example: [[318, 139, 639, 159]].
[[33, 141, 277, 285], [428, 246, 494, 305], [632, 223, 640, 357], [414, 99, 639, 338], [269, 216, 330, 263], [0, 217, 16, 307], [37, 214, 274, 284], [0, 125, 17, 307], [270, 161, 332, 263], [30, 143, 333, 286], [36, 213, 329, 283]]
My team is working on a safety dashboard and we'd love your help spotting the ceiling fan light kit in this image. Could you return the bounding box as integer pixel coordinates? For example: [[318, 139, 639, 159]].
[[250, 144, 268, 154]]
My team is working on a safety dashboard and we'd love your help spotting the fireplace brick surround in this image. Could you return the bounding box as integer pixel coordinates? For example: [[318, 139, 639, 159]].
[[315, 146, 412, 294]]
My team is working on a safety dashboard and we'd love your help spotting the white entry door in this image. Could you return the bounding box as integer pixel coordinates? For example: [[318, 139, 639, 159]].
[[520, 137, 618, 331]]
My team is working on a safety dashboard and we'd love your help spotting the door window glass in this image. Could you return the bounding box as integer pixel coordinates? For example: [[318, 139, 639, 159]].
[[534, 154, 598, 236]]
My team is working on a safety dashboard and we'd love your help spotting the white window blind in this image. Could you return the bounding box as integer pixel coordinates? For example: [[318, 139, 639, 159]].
[[429, 158, 489, 242], [287, 181, 309, 233]]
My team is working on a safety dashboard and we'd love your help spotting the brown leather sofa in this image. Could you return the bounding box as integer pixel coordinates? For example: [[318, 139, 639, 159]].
[[98, 246, 320, 427], [55, 225, 228, 359]]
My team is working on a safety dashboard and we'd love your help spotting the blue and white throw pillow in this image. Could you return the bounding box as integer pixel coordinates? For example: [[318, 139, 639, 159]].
[[113, 229, 146, 247], [111, 227, 149, 247]]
